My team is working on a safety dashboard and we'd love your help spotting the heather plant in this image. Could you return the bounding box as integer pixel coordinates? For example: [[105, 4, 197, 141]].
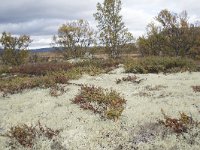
[[72, 85, 126, 120], [159, 109, 199, 134], [1, 121, 60, 149]]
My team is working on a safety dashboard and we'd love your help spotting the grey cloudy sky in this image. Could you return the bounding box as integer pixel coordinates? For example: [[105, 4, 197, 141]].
[[0, 0, 200, 48]]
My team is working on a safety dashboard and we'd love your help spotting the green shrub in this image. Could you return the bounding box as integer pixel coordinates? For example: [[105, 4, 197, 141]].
[[72, 85, 126, 120], [125, 56, 197, 73], [0, 32, 31, 66], [0, 65, 10, 74]]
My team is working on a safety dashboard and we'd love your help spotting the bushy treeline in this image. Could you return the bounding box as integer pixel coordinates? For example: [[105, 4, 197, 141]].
[[0, 32, 32, 66], [137, 9, 200, 59]]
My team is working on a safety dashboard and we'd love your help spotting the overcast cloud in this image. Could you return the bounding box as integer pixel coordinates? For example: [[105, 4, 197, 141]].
[[0, 0, 200, 48]]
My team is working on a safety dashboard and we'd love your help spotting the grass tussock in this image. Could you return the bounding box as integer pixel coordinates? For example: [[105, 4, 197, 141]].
[[1, 121, 60, 149], [159, 109, 199, 134], [125, 56, 197, 74], [72, 85, 126, 120]]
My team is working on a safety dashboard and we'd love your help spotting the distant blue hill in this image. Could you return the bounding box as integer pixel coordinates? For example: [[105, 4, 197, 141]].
[[30, 47, 56, 53], [0, 48, 56, 53]]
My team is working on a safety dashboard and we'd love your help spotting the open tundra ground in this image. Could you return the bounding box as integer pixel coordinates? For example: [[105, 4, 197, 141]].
[[0, 68, 200, 150]]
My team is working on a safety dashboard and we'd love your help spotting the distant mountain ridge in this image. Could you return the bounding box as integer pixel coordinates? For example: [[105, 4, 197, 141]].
[[30, 47, 55, 53], [0, 48, 55, 53]]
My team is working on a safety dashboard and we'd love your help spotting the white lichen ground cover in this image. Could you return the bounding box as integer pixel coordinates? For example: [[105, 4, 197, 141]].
[[0, 68, 200, 150]]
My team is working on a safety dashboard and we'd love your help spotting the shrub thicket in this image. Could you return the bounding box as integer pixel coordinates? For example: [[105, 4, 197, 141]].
[[125, 56, 197, 73]]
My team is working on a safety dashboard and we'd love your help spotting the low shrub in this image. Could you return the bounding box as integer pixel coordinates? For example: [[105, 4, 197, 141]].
[[9, 62, 73, 76], [116, 75, 140, 84], [125, 56, 197, 73], [158, 109, 199, 134], [0, 65, 10, 74], [71, 66, 104, 76], [192, 86, 200, 93], [0, 63, 106, 95], [0, 73, 69, 95], [72, 85, 126, 120], [1, 121, 60, 149]]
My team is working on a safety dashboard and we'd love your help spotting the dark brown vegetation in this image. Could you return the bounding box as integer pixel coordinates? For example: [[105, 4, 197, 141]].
[[192, 86, 200, 93], [72, 85, 126, 120], [1, 121, 60, 149]]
